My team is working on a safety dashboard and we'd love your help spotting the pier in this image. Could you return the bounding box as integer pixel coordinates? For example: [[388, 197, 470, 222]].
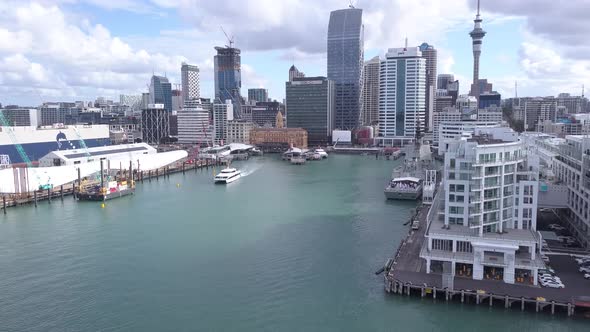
[[383, 199, 589, 317], [0, 158, 221, 211]]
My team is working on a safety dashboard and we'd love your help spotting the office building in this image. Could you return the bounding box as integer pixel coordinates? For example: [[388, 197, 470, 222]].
[[227, 120, 254, 144], [432, 107, 503, 150], [419, 43, 437, 131], [362, 56, 380, 126], [181, 62, 200, 102], [470, 79, 493, 98], [524, 98, 557, 131], [0, 107, 39, 126], [250, 128, 308, 152], [456, 95, 478, 112], [177, 102, 211, 145], [172, 89, 183, 112], [214, 46, 242, 117], [212, 100, 234, 144], [286, 76, 335, 145], [469, 0, 486, 99], [289, 65, 305, 82], [434, 92, 453, 113], [479, 91, 501, 109], [447, 80, 460, 105], [421, 127, 542, 285], [377, 47, 426, 146], [437, 74, 455, 90], [556, 93, 587, 114], [242, 101, 284, 128], [39, 102, 75, 126], [248, 88, 268, 103], [141, 104, 169, 144], [327, 7, 364, 130], [149, 75, 173, 112]]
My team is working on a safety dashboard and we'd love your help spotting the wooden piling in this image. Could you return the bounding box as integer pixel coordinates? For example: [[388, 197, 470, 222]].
[[182, 162, 185, 174], [461, 290, 464, 303], [521, 297, 525, 311], [60, 185, 64, 200], [433, 287, 436, 299], [34, 190, 38, 207], [489, 294, 493, 306], [505, 295, 509, 308], [551, 301, 555, 315], [476, 294, 480, 305], [72, 182, 76, 199], [47, 188, 51, 204], [2, 196, 6, 214]]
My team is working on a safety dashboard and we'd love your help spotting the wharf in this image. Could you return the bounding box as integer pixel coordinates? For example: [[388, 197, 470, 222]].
[[0, 159, 221, 212], [384, 202, 589, 317]]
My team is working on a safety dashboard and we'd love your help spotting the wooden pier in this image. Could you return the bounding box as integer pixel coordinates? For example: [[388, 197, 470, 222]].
[[1, 158, 221, 212], [382, 204, 586, 317]]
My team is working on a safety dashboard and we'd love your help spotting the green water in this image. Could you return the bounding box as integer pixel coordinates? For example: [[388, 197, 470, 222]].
[[0, 155, 586, 331]]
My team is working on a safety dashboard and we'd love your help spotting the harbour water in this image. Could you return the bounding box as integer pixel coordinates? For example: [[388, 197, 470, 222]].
[[0, 155, 586, 331]]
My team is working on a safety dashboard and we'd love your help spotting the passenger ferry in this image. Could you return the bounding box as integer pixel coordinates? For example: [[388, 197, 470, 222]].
[[214, 168, 241, 184], [384, 177, 423, 200], [314, 148, 328, 159]]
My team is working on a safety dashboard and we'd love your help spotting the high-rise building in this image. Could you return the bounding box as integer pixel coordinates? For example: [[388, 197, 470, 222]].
[[469, 0, 486, 99], [288, 65, 305, 82], [327, 7, 364, 130], [447, 80, 460, 105], [212, 100, 234, 144], [286, 76, 335, 145], [556, 93, 587, 114], [362, 56, 380, 126], [437, 74, 455, 90], [421, 127, 542, 285], [39, 102, 75, 126], [248, 88, 268, 103], [0, 107, 39, 127], [214, 46, 242, 117], [470, 78, 493, 97], [479, 91, 501, 109], [419, 43, 437, 131], [377, 47, 426, 146], [181, 62, 200, 102], [149, 75, 172, 112], [524, 97, 557, 131], [177, 102, 210, 145], [141, 104, 169, 144], [171, 89, 183, 112], [227, 120, 254, 144]]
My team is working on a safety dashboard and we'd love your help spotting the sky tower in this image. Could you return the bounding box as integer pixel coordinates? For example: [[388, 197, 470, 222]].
[[469, 0, 486, 99]]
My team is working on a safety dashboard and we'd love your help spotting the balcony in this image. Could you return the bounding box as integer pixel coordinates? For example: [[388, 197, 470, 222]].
[[469, 195, 482, 203]]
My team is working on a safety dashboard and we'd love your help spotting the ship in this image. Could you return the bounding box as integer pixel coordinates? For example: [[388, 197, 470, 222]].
[[0, 125, 110, 164]]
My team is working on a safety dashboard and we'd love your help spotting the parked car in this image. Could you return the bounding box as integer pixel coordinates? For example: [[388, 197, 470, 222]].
[[544, 281, 565, 289], [575, 257, 590, 264], [579, 267, 590, 273], [584, 274, 590, 280]]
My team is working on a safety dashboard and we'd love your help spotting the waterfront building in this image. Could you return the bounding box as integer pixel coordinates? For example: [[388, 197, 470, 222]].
[[149, 75, 173, 113], [469, 0, 486, 100], [524, 98, 557, 131], [250, 127, 308, 151], [0, 107, 39, 127], [181, 62, 200, 102], [421, 127, 542, 285], [38, 143, 156, 167], [327, 7, 364, 130], [286, 76, 335, 145], [227, 120, 254, 144], [377, 47, 426, 146], [437, 74, 454, 90], [362, 56, 380, 126], [213, 100, 234, 144], [248, 88, 268, 103], [214, 46, 242, 117], [141, 104, 170, 144], [288, 65, 305, 82], [552, 135, 590, 248], [177, 103, 211, 145], [433, 107, 504, 152], [419, 43, 437, 131]]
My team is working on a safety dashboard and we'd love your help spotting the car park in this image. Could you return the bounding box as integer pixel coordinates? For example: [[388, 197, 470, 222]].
[[543, 281, 565, 289], [575, 257, 590, 265]]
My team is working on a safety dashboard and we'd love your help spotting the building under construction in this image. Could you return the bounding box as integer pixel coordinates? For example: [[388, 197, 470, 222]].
[[214, 46, 242, 118]]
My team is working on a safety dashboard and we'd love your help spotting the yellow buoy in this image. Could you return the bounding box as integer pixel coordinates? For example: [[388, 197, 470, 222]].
[[177, 183, 180, 188], [101, 203, 105, 208]]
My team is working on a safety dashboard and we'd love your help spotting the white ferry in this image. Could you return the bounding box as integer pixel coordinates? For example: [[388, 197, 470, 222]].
[[214, 168, 241, 184], [384, 177, 423, 200]]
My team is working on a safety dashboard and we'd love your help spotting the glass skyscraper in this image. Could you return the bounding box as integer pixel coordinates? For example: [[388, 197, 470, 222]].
[[149, 75, 172, 112], [214, 46, 242, 117], [327, 7, 364, 130]]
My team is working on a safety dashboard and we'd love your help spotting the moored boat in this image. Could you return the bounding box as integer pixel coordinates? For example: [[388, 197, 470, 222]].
[[384, 177, 423, 200]]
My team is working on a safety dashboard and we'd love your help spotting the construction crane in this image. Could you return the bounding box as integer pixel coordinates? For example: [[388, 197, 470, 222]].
[[220, 26, 234, 48], [0, 111, 52, 190]]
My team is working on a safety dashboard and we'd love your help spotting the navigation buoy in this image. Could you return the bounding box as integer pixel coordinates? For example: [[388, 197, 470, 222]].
[[101, 203, 105, 209], [177, 183, 180, 188]]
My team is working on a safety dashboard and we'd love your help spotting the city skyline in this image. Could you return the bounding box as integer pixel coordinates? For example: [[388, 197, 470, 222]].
[[0, 0, 588, 105]]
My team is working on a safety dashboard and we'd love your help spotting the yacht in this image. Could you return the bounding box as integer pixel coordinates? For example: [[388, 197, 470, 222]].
[[384, 177, 423, 200], [314, 148, 328, 159], [214, 168, 241, 184]]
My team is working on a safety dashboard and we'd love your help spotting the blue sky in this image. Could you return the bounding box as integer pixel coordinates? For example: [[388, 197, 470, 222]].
[[0, 0, 588, 106]]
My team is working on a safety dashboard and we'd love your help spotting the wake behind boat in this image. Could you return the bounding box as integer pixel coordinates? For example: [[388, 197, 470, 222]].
[[214, 167, 241, 184]]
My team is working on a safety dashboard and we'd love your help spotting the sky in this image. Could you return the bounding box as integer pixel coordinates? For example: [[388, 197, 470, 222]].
[[0, 0, 588, 106]]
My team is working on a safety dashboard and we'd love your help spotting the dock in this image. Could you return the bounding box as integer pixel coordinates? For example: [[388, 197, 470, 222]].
[[383, 200, 589, 317], [0, 158, 221, 212]]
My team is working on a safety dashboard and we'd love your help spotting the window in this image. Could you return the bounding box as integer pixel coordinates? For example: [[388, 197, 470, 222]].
[[432, 239, 452, 251], [457, 185, 465, 192], [457, 241, 473, 253], [456, 195, 465, 202], [449, 206, 464, 214], [450, 158, 456, 168], [449, 184, 456, 192]]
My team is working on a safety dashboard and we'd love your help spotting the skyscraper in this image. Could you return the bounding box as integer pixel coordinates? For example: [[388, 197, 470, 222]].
[[437, 74, 455, 91], [248, 88, 268, 103], [212, 100, 234, 144], [149, 75, 172, 112], [181, 62, 200, 102], [327, 6, 364, 130], [419, 43, 437, 131], [362, 56, 380, 126], [214, 46, 242, 117], [286, 76, 335, 145], [469, 0, 486, 99], [378, 47, 426, 146]]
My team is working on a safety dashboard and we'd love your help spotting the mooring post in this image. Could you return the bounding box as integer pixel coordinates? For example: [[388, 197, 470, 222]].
[[156, 168, 159, 179], [505, 295, 509, 308], [421, 286, 425, 298], [2, 196, 6, 214], [34, 190, 38, 207], [182, 162, 185, 174], [521, 297, 525, 311], [149, 170, 152, 182], [433, 287, 437, 299], [47, 188, 51, 204], [476, 294, 480, 305], [60, 185, 64, 200], [461, 290, 465, 303], [535, 300, 539, 312], [551, 301, 555, 315], [489, 294, 493, 307], [72, 182, 76, 199]]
